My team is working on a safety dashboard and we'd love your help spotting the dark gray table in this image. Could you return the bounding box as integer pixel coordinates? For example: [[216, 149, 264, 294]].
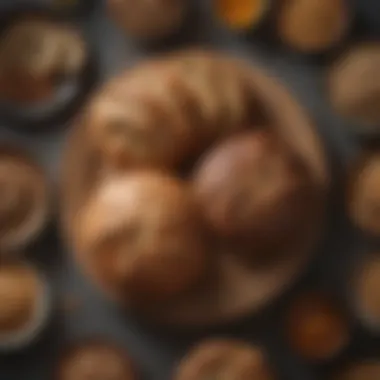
[[0, 0, 379, 379]]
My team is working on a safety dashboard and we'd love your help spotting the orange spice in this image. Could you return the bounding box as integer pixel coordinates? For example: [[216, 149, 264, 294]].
[[215, 0, 265, 30]]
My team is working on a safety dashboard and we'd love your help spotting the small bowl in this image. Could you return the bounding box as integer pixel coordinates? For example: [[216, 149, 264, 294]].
[[0, 4, 98, 133], [0, 145, 51, 254], [0, 263, 51, 352], [327, 42, 380, 134], [211, 0, 273, 38], [284, 291, 351, 364], [275, 0, 353, 62]]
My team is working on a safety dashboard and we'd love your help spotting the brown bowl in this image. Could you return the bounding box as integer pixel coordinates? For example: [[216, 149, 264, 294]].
[[0, 145, 51, 254], [60, 50, 330, 328]]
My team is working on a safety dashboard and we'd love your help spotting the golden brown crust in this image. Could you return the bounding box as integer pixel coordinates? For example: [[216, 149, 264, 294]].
[[285, 292, 349, 361], [174, 339, 275, 380], [56, 340, 136, 380], [107, 0, 188, 41], [0, 17, 87, 104], [192, 130, 317, 261], [0, 265, 40, 334], [277, 0, 349, 53], [74, 170, 209, 307], [86, 51, 251, 171], [0, 147, 50, 252], [328, 43, 380, 127]]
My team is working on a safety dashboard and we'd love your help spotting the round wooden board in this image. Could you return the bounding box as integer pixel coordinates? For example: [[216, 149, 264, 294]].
[[60, 55, 330, 328]]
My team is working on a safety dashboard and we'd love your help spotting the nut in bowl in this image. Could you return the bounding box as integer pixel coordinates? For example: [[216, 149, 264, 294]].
[[0, 6, 97, 132]]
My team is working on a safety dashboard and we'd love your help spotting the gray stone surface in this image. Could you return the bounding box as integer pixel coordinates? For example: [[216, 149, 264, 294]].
[[0, 0, 378, 379]]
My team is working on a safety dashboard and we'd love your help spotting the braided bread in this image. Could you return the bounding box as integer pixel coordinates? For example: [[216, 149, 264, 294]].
[[86, 51, 252, 171]]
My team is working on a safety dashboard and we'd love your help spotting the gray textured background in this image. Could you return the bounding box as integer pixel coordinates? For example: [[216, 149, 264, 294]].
[[0, 0, 379, 379]]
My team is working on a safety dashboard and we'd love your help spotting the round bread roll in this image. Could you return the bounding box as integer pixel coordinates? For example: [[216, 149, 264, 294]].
[[328, 43, 380, 129], [285, 292, 350, 361], [56, 340, 136, 380], [0, 17, 87, 104], [277, 0, 350, 53], [107, 0, 189, 42], [174, 339, 275, 380], [192, 130, 316, 260], [86, 52, 250, 170], [348, 152, 380, 236], [0, 147, 50, 252], [0, 264, 50, 351], [74, 170, 209, 308]]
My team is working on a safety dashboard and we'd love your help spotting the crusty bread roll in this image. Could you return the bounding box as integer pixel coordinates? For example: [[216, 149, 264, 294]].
[[74, 170, 209, 307], [86, 51, 251, 170], [192, 129, 316, 262]]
